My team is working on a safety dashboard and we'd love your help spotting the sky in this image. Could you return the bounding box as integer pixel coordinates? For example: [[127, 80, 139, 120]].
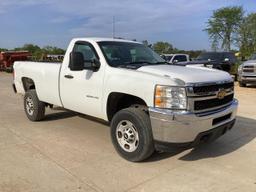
[[0, 0, 255, 50]]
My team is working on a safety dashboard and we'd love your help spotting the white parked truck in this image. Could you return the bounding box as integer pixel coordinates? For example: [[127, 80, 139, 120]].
[[238, 54, 256, 87], [13, 38, 238, 162], [161, 53, 190, 64]]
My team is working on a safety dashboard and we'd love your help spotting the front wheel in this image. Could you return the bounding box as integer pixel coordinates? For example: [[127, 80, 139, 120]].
[[24, 90, 45, 121], [110, 107, 154, 162]]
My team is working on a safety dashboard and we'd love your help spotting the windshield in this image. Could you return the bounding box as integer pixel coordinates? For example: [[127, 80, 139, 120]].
[[196, 52, 223, 61], [98, 41, 166, 68], [250, 54, 256, 60]]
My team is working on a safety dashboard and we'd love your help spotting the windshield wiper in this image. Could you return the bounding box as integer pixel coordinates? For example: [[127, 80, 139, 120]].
[[117, 64, 141, 69], [152, 61, 168, 65], [126, 61, 168, 65]]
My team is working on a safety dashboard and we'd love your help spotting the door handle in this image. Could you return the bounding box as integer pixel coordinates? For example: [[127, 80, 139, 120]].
[[64, 75, 74, 79]]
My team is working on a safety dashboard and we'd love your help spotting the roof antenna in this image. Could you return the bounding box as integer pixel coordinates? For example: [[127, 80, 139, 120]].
[[112, 16, 115, 39]]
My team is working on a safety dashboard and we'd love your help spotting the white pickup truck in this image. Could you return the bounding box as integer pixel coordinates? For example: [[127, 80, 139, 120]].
[[13, 38, 238, 162], [238, 54, 256, 87], [161, 53, 190, 64]]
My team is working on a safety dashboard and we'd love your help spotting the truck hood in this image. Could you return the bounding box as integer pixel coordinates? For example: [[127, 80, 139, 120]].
[[137, 65, 232, 84], [243, 60, 256, 66]]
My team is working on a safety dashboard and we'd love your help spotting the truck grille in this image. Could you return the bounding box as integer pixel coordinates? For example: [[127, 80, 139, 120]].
[[194, 94, 234, 111], [193, 82, 233, 94], [188, 81, 235, 113], [243, 66, 254, 73]]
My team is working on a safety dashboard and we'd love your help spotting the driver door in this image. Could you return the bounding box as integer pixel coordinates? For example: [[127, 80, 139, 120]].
[[60, 41, 105, 118]]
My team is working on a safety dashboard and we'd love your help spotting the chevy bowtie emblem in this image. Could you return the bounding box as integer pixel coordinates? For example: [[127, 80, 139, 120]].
[[217, 89, 226, 99]]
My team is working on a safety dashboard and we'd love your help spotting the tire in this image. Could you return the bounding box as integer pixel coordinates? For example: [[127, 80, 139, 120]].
[[233, 74, 238, 81], [238, 81, 246, 87], [24, 90, 45, 121], [110, 107, 154, 162]]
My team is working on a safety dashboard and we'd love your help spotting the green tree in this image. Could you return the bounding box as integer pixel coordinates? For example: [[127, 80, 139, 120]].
[[204, 6, 244, 51], [153, 42, 174, 54], [14, 44, 41, 59], [239, 13, 256, 58], [12, 44, 65, 60], [0, 48, 8, 52], [42, 46, 65, 55], [14, 44, 41, 53]]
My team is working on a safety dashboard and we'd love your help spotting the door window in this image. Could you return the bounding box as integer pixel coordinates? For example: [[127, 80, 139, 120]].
[[173, 55, 187, 62], [73, 43, 98, 68]]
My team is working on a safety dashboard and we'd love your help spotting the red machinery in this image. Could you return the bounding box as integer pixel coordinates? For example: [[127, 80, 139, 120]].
[[0, 51, 31, 72]]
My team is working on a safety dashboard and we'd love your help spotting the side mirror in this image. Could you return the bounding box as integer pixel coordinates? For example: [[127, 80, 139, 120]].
[[173, 59, 178, 63], [69, 52, 84, 71]]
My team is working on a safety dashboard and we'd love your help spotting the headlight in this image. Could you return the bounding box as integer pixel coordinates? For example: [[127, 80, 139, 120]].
[[154, 85, 187, 110]]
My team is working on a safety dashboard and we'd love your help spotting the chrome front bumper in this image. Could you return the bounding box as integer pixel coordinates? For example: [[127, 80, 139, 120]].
[[241, 76, 256, 82], [239, 71, 256, 82], [149, 99, 238, 143]]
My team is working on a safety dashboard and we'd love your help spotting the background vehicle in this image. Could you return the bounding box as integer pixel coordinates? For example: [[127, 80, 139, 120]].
[[161, 54, 190, 63], [0, 51, 31, 72], [13, 38, 238, 162], [238, 54, 256, 87], [40, 54, 65, 62], [193, 52, 239, 79]]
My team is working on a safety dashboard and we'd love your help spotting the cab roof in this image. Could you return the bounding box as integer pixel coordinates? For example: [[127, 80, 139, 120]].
[[72, 37, 142, 44]]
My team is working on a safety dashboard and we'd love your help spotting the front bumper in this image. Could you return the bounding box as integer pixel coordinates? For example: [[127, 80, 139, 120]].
[[149, 99, 238, 144]]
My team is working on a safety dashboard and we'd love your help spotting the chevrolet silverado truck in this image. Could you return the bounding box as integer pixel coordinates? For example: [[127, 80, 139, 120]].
[[238, 54, 256, 87], [13, 38, 238, 162]]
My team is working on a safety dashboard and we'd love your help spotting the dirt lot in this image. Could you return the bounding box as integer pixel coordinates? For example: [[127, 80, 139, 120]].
[[0, 72, 255, 192]]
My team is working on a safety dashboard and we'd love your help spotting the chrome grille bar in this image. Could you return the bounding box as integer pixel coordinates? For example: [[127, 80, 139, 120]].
[[186, 80, 234, 113]]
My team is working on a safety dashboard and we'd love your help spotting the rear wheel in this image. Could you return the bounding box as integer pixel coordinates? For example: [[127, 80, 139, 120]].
[[24, 90, 45, 121], [110, 107, 154, 162]]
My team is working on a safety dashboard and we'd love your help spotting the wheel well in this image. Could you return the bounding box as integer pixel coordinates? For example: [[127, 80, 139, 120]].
[[107, 92, 147, 121], [22, 77, 35, 91]]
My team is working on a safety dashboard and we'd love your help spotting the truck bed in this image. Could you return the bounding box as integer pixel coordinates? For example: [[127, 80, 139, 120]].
[[14, 61, 63, 106]]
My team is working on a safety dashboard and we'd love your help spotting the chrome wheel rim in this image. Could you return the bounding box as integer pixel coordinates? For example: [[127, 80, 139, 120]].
[[116, 120, 139, 152], [25, 97, 34, 116]]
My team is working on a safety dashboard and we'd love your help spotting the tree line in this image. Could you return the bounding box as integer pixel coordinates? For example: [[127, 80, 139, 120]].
[[1, 41, 202, 60], [0, 44, 65, 60], [143, 41, 203, 59]]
